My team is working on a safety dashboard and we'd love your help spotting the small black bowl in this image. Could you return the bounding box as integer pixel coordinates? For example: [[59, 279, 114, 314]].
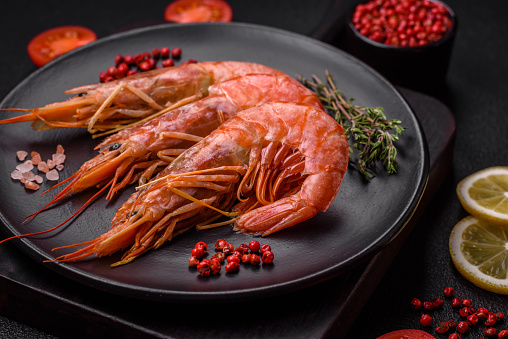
[[346, 0, 457, 92]]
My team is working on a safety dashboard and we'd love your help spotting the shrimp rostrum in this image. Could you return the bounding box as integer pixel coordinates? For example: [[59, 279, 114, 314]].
[[37, 73, 323, 214], [52, 102, 349, 266], [0, 61, 282, 135]]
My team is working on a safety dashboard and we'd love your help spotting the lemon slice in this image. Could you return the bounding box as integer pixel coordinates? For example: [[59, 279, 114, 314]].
[[457, 166, 508, 226], [449, 215, 508, 294]]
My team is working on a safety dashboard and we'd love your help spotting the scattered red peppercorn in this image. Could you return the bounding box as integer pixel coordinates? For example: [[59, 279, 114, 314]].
[[444, 286, 455, 298], [171, 47, 182, 58], [117, 62, 129, 75], [188, 256, 200, 267], [448, 333, 460, 339], [477, 308, 489, 321], [197, 259, 211, 277], [446, 320, 456, 330], [195, 241, 208, 252], [466, 314, 478, 326], [225, 261, 240, 272], [152, 48, 160, 59], [250, 253, 261, 266], [451, 298, 462, 308], [107, 66, 118, 77], [213, 251, 225, 263], [420, 314, 433, 327], [423, 301, 434, 311], [139, 60, 151, 72], [432, 297, 444, 308], [461, 299, 472, 308], [459, 307, 470, 317], [223, 243, 234, 255], [484, 327, 498, 337], [115, 54, 123, 65], [191, 247, 204, 259], [241, 253, 251, 263], [99, 71, 107, 82], [162, 58, 175, 67], [485, 312, 497, 326], [496, 312, 504, 321], [456, 321, 469, 334], [124, 54, 134, 65], [227, 254, 240, 264], [262, 251, 274, 264], [248, 240, 261, 253], [210, 258, 221, 274], [160, 47, 170, 58], [410, 298, 422, 310], [436, 322, 449, 334], [236, 244, 249, 254], [498, 329, 508, 338], [215, 239, 227, 250], [260, 244, 271, 254]]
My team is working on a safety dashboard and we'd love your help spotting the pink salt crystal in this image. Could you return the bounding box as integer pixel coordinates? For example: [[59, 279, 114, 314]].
[[56, 164, 64, 171], [46, 169, 59, 181], [38, 161, 49, 173], [22, 171, 36, 181], [25, 181, 40, 191], [11, 169, 22, 180], [17, 151, 27, 161], [47, 159, 55, 169], [35, 175, 44, 184], [56, 144, 65, 154], [16, 160, 34, 173], [31, 151, 42, 165], [52, 153, 66, 165]]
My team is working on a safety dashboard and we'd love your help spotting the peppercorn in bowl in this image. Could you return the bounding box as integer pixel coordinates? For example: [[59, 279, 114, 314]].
[[346, 0, 456, 92]]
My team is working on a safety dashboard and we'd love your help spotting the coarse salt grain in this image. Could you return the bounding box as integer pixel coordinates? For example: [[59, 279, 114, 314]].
[[25, 181, 39, 190], [52, 153, 66, 165], [22, 171, 36, 181], [11, 169, 22, 180], [47, 159, 55, 169], [56, 144, 65, 154], [35, 175, 44, 184], [16, 160, 34, 173], [31, 151, 42, 165], [17, 151, 27, 161], [46, 169, 59, 181], [56, 164, 64, 171], [37, 161, 49, 173]]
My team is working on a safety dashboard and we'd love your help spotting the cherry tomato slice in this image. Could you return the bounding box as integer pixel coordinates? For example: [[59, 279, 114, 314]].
[[27, 26, 97, 67], [164, 0, 233, 23], [377, 329, 436, 339]]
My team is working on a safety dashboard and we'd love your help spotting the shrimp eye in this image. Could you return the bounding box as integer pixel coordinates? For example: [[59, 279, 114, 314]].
[[77, 92, 87, 97], [109, 143, 121, 151]]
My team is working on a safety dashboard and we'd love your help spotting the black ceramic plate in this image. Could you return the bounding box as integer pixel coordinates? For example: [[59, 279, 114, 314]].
[[0, 23, 428, 302]]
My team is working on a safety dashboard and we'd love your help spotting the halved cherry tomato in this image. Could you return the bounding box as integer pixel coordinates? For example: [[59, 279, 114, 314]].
[[164, 0, 233, 23], [377, 329, 436, 339], [27, 26, 97, 67]]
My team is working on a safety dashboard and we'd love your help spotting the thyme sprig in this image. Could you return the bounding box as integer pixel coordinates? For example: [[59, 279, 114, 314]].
[[299, 71, 405, 180]]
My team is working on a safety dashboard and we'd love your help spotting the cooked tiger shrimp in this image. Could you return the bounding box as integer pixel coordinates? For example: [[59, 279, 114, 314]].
[[0, 61, 282, 135], [51, 102, 348, 266], [36, 73, 323, 215]]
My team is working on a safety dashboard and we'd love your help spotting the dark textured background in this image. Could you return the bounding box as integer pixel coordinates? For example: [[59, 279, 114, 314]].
[[1, 0, 508, 338]]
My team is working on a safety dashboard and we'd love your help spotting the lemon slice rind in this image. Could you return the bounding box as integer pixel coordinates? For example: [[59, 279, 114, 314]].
[[449, 215, 508, 294], [457, 166, 508, 226]]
